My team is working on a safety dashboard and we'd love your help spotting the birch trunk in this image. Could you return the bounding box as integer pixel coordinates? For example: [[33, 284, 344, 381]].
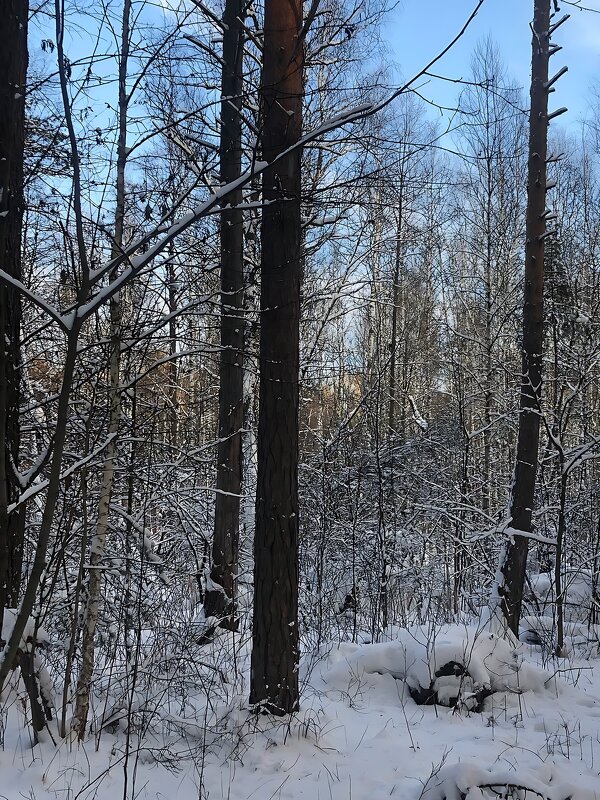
[[72, 0, 130, 739]]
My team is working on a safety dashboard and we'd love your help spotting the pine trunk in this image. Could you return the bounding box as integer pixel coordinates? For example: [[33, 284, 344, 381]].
[[499, 0, 552, 634], [250, 0, 303, 714]]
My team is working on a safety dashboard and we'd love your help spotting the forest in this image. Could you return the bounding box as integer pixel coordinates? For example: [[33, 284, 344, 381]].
[[2, 0, 600, 797]]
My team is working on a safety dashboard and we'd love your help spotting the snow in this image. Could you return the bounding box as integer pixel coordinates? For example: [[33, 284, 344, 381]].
[[408, 395, 428, 430], [522, 570, 600, 655], [421, 762, 600, 800], [2, 625, 600, 799], [1, 609, 49, 650], [323, 625, 555, 706]]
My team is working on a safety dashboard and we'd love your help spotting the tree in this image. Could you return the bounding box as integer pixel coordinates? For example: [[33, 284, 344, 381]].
[[72, 0, 132, 740], [0, 0, 493, 732], [0, 0, 51, 741], [496, 0, 568, 635], [0, 0, 28, 626], [250, 0, 304, 714], [203, 0, 246, 630]]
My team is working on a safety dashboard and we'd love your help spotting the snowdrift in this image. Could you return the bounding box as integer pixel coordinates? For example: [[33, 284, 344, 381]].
[[325, 624, 562, 711]]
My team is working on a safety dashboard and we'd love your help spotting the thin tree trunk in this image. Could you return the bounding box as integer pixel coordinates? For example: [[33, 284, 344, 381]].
[[60, 407, 93, 737], [0, 0, 28, 630], [167, 257, 178, 448], [483, 166, 493, 515], [72, 0, 130, 739], [73, 278, 123, 740], [0, 333, 80, 689], [204, 0, 245, 629], [554, 464, 567, 655], [497, 0, 557, 634], [388, 182, 403, 436], [250, 0, 304, 715]]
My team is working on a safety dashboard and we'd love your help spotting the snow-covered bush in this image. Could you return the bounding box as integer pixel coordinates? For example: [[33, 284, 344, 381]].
[[522, 570, 600, 653]]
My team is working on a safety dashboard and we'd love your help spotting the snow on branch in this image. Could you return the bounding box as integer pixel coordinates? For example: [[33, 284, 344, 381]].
[[498, 525, 557, 546], [110, 504, 169, 584], [7, 433, 117, 513], [0, 269, 67, 330], [563, 434, 600, 475]]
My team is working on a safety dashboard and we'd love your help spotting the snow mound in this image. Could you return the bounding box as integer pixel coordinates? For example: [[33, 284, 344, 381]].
[[325, 625, 557, 710], [527, 570, 599, 626], [521, 614, 600, 652], [0, 608, 49, 649], [422, 761, 600, 800]]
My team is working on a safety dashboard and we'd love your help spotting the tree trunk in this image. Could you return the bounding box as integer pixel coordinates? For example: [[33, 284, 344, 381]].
[[554, 464, 567, 656], [167, 252, 179, 448], [72, 0, 130, 739], [204, 0, 245, 630], [388, 181, 403, 437], [250, 0, 303, 715], [498, 0, 555, 635], [0, 0, 28, 629]]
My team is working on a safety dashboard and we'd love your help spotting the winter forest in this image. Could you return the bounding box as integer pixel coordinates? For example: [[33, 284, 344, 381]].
[[3, 0, 600, 796]]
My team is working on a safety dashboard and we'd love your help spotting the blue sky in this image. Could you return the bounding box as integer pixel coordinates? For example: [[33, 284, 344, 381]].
[[383, 0, 600, 129]]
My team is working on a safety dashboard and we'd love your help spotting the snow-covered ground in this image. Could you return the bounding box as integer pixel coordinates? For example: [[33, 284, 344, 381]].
[[2, 625, 600, 799]]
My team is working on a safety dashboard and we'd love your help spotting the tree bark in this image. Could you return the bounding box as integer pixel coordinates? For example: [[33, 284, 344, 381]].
[[498, 0, 552, 635], [204, 0, 245, 630], [0, 0, 28, 628], [250, 0, 304, 715]]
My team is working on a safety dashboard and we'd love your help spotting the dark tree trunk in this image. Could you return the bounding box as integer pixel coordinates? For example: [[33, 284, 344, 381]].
[[19, 649, 51, 739], [204, 0, 245, 629], [499, 0, 556, 634], [0, 0, 28, 626], [250, 0, 303, 714]]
